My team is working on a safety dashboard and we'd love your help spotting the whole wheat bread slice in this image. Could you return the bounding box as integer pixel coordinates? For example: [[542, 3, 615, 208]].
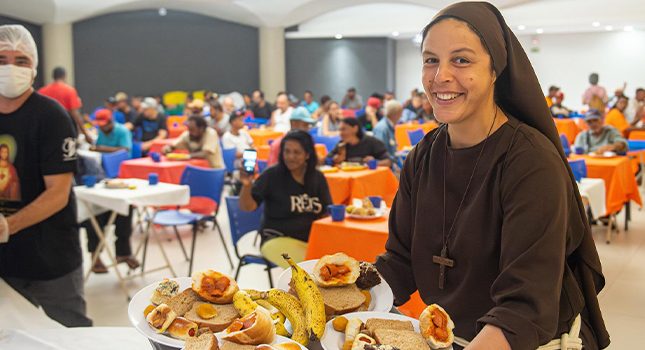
[[373, 329, 430, 350], [319, 284, 366, 317], [166, 288, 201, 317], [219, 341, 256, 350], [184, 302, 239, 333], [364, 318, 414, 336], [184, 331, 219, 350]]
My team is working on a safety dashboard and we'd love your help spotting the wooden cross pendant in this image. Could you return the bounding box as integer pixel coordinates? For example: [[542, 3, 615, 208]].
[[432, 245, 455, 290]]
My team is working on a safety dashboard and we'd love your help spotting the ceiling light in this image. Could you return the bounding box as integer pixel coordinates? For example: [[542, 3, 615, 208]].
[[334, 34, 343, 39], [592, 22, 600, 27], [605, 25, 613, 31], [392, 31, 400, 37], [536, 28, 544, 34], [517, 25, 526, 30], [158, 7, 167, 16], [624, 26, 634, 32]]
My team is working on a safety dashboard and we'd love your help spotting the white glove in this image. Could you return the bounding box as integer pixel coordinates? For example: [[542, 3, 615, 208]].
[[0, 214, 9, 243]]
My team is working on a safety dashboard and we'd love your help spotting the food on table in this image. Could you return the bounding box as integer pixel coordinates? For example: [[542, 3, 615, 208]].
[[255, 299, 290, 337], [232, 291, 290, 338], [283, 254, 326, 342], [167, 317, 199, 340], [343, 318, 364, 349], [340, 162, 367, 171], [355, 262, 382, 290], [313, 253, 360, 287], [319, 284, 367, 317], [246, 289, 308, 346], [167, 288, 202, 317], [419, 304, 455, 349], [167, 153, 191, 160], [143, 304, 156, 317], [319, 165, 339, 173], [151, 278, 180, 305], [351, 333, 376, 350], [197, 303, 218, 319], [332, 316, 349, 332], [193, 270, 239, 304], [105, 179, 129, 189], [346, 198, 378, 217], [146, 303, 177, 333], [185, 302, 239, 333], [373, 329, 430, 350], [184, 329, 219, 350], [222, 307, 276, 345], [363, 319, 414, 336]]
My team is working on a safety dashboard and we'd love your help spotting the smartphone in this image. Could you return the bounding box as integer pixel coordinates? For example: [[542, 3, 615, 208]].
[[242, 149, 258, 174]]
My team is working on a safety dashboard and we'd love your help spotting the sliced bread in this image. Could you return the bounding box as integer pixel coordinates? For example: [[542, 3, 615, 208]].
[[319, 284, 366, 317], [364, 318, 414, 336], [219, 341, 256, 350], [373, 329, 430, 350], [184, 331, 219, 350], [167, 288, 202, 317], [184, 302, 239, 333]]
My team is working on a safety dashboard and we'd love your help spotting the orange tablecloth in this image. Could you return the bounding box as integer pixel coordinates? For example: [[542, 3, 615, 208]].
[[570, 155, 642, 214], [256, 144, 327, 161], [305, 215, 425, 318], [119, 157, 210, 184], [248, 129, 284, 146], [323, 167, 399, 206], [395, 122, 438, 150], [149, 138, 178, 154], [553, 118, 580, 144]]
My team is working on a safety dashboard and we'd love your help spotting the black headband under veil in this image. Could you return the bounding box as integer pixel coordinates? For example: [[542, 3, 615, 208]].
[[425, 2, 609, 348]]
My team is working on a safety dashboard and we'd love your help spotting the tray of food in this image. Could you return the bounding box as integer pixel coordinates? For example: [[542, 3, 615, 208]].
[[166, 153, 191, 160], [346, 199, 385, 220], [340, 162, 367, 172]]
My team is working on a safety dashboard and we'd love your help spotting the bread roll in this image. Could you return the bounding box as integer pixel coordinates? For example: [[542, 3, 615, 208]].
[[192, 270, 239, 304], [167, 317, 199, 340], [222, 307, 275, 345], [312, 253, 360, 287], [146, 304, 177, 333], [419, 304, 455, 349], [151, 278, 180, 305]]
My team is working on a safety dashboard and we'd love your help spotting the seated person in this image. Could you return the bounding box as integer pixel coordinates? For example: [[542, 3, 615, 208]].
[[300, 90, 319, 114], [239, 130, 332, 243], [125, 97, 167, 154], [416, 96, 435, 122], [604, 95, 634, 136], [186, 99, 206, 117], [355, 97, 382, 131], [267, 107, 316, 166], [222, 111, 254, 167], [162, 116, 224, 168], [550, 91, 571, 118], [210, 100, 230, 136], [326, 117, 392, 167], [373, 100, 403, 160], [271, 93, 293, 132], [320, 100, 342, 136], [574, 109, 628, 154], [115, 92, 138, 124], [83, 109, 138, 272], [251, 89, 274, 120]]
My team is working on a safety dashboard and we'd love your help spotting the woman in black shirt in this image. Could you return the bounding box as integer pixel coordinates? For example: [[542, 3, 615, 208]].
[[239, 130, 332, 242], [326, 117, 392, 167]]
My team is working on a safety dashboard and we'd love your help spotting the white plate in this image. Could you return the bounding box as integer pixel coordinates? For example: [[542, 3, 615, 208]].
[[128, 277, 308, 349], [276, 260, 394, 313], [180, 335, 308, 350]]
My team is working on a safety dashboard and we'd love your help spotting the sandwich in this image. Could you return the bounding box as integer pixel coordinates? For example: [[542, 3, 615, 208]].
[[373, 329, 430, 350], [146, 303, 177, 333], [166, 288, 202, 317], [312, 253, 360, 287], [185, 302, 240, 333], [222, 306, 276, 345], [151, 278, 180, 305], [166, 317, 199, 340], [184, 329, 219, 350], [193, 270, 239, 304], [419, 304, 455, 349], [319, 284, 366, 317]]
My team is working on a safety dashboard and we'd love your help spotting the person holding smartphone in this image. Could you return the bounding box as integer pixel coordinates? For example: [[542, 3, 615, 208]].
[[239, 130, 332, 243]]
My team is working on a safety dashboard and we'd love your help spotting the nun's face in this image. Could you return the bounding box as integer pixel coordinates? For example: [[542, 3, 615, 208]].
[[421, 19, 496, 125]]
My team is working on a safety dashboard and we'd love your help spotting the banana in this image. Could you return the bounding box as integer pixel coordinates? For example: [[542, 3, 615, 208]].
[[247, 288, 309, 346], [256, 299, 290, 337], [232, 290, 260, 317], [282, 253, 326, 341]]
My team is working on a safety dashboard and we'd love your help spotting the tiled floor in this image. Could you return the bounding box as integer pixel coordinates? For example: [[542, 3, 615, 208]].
[[84, 194, 645, 348]]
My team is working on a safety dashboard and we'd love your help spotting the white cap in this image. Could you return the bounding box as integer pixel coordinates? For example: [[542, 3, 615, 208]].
[[141, 97, 158, 110], [0, 25, 38, 76]]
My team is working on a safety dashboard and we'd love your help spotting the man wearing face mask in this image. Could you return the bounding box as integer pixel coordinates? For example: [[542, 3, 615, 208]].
[[0, 25, 92, 327]]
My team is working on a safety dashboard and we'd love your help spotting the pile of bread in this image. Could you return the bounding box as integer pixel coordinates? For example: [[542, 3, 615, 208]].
[[143, 271, 298, 350], [331, 304, 455, 350], [345, 198, 378, 217]]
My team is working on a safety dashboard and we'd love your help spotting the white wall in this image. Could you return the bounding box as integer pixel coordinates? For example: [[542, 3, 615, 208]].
[[394, 30, 645, 110]]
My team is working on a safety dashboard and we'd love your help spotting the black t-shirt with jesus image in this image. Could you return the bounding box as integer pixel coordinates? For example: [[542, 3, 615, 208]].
[[0, 92, 81, 280], [252, 165, 332, 242]]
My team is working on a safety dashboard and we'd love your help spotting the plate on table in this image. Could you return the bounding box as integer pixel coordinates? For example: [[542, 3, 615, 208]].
[[319, 165, 339, 174], [276, 260, 393, 313], [347, 208, 386, 220], [104, 179, 131, 189], [180, 335, 308, 350], [166, 153, 191, 161], [320, 311, 450, 350], [588, 151, 618, 158]]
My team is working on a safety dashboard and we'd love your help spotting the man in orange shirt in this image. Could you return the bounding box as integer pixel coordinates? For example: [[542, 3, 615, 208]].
[[545, 85, 559, 108], [604, 96, 644, 138], [38, 67, 92, 142]]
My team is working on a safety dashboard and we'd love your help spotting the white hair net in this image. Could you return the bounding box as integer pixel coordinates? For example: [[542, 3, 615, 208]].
[[0, 25, 38, 75]]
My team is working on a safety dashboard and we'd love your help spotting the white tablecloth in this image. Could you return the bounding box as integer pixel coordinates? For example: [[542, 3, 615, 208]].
[[578, 178, 606, 219], [0, 279, 63, 330], [75, 179, 190, 222], [0, 328, 150, 350]]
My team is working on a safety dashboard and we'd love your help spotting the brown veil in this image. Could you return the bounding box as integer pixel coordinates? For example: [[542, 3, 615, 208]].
[[425, 2, 609, 347]]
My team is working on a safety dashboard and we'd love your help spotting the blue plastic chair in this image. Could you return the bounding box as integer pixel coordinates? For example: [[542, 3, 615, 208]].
[[222, 148, 237, 174], [407, 129, 425, 146], [560, 134, 571, 157], [257, 160, 268, 173], [131, 142, 143, 159], [151, 166, 232, 275], [101, 150, 129, 178], [568, 159, 587, 182], [225, 196, 274, 287], [313, 135, 341, 152]]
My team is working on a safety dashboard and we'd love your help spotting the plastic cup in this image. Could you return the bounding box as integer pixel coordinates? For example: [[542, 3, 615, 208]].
[[328, 204, 346, 222], [82, 175, 97, 188], [367, 159, 377, 170], [148, 173, 159, 185], [150, 152, 161, 162], [574, 146, 585, 155], [368, 196, 382, 209]]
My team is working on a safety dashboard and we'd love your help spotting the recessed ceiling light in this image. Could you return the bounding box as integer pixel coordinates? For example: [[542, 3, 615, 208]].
[[536, 28, 544, 34], [392, 31, 400, 37], [592, 21, 600, 27], [605, 25, 613, 31], [334, 34, 343, 39], [624, 26, 634, 32], [517, 25, 526, 30], [158, 7, 167, 16]]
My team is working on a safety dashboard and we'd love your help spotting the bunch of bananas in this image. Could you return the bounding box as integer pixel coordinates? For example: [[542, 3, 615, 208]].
[[231, 254, 326, 346]]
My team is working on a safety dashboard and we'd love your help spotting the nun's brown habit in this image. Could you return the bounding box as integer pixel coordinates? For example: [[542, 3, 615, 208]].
[[375, 2, 609, 349]]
